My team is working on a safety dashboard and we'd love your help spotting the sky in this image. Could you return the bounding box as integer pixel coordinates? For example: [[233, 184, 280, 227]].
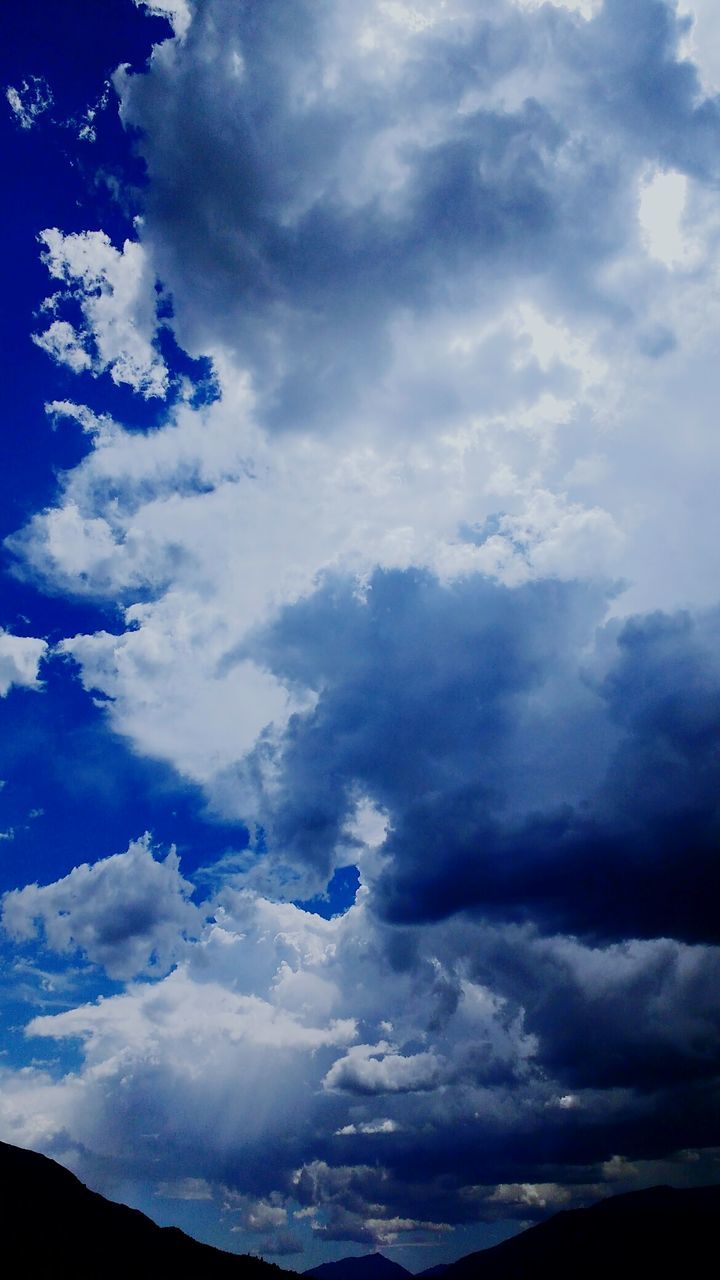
[[1, 0, 720, 1268]]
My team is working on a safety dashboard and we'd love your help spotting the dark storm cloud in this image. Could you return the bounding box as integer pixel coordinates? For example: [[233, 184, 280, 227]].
[[241, 570, 720, 947], [295, 1066, 720, 1232], [117, 0, 720, 431], [467, 926, 720, 1093]]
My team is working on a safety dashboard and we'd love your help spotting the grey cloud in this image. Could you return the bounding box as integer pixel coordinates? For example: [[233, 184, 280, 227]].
[[4, 871, 719, 1238], [2, 836, 201, 979], [117, 0, 720, 431], [427, 918, 720, 1095], [240, 569, 720, 947]]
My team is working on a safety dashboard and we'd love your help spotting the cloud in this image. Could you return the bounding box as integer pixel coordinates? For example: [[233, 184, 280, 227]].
[[33, 321, 94, 374], [470, 925, 720, 1093], [234, 570, 720, 946], [1, 836, 201, 979], [486, 1181, 574, 1209], [1, 876, 717, 1239], [336, 1119, 399, 1136], [324, 1045, 443, 1095], [0, 631, 47, 697], [9, 0, 720, 826], [3, 0, 720, 1251], [677, 0, 720, 96], [134, 0, 193, 40], [113, 0, 720, 431], [224, 1189, 289, 1237], [6, 77, 53, 130], [156, 1177, 213, 1200], [33, 230, 167, 397]]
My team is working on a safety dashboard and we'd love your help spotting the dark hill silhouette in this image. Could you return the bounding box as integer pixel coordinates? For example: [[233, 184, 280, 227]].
[[4, 1138, 720, 1280], [0, 1139, 295, 1278], [438, 1184, 720, 1280], [303, 1185, 720, 1280], [304, 1254, 411, 1280]]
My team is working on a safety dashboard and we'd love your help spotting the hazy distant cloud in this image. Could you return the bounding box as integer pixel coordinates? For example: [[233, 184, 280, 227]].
[[6, 76, 53, 130], [2, 836, 201, 979], [73, 82, 111, 145], [156, 1176, 212, 1200], [0, 630, 47, 697]]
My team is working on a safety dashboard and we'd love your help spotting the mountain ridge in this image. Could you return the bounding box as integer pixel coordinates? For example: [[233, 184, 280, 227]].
[[0, 1138, 294, 1278], [302, 1183, 720, 1280], [3, 1138, 720, 1279], [421, 1183, 720, 1279]]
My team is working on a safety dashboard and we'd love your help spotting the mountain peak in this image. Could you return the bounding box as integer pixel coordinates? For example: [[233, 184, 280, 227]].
[[304, 1252, 412, 1280]]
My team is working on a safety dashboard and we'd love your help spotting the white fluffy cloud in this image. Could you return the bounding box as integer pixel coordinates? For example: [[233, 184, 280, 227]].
[[33, 230, 167, 397], [0, 630, 47, 697], [2, 837, 200, 979], [324, 1045, 443, 1095]]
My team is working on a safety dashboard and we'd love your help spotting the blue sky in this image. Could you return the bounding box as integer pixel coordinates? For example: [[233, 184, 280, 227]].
[[1, 0, 720, 1268]]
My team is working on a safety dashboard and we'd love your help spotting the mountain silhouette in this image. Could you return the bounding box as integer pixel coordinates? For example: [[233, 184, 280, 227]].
[[4, 1138, 719, 1279], [304, 1254, 412, 1280], [301, 1185, 720, 1280], [0, 1139, 294, 1278], [437, 1184, 720, 1279]]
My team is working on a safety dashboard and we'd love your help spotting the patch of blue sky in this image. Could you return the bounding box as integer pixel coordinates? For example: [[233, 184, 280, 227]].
[[295, 864, 362, 920], [0, 657, 249, 897], [0, 934, 120, 1077]]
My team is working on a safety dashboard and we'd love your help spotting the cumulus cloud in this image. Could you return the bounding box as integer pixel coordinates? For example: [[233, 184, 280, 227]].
[[0, 630, 47, 696], [33, 230, 167, 397], [113, 0, 720, 429], [2, 836, 201, 979], [324, 1045, 443, 1095]]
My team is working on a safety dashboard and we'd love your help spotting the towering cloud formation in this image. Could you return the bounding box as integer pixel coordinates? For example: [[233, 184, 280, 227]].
[[2, 0, 720, 1265]]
